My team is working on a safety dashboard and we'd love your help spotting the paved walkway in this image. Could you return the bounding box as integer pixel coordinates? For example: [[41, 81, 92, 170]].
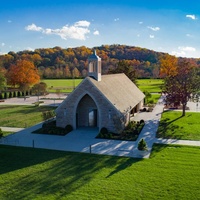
[[1, 95, 200, 158]]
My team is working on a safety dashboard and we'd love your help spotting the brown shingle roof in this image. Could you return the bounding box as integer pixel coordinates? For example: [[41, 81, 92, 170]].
[[87, 73, 145, 113]]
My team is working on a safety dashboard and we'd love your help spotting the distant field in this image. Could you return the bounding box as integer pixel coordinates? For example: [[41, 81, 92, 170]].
[[41, 78, 163, 93], [137, 79, 163, 93], [0, 144, 199, 199], [41, 79, 83, 93]]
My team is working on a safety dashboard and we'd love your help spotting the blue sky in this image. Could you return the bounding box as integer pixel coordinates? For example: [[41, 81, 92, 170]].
[[1, 0, 200, 58]]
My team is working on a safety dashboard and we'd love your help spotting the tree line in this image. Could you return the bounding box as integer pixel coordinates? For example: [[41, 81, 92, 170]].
[[0, 44, 200, 113], [0, 44, 181, 80]]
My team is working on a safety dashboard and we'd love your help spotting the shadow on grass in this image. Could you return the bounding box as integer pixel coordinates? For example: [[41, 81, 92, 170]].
[[0, 145, 142, 199], [156, 111, 184, 139]]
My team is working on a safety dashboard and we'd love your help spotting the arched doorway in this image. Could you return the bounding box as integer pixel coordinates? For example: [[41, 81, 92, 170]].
[[76, 94, 98, 128]]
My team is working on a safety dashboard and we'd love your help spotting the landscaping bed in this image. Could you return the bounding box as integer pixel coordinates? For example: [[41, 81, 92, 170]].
[[96, 120, 145, 141], [32, 120, 73, 136]]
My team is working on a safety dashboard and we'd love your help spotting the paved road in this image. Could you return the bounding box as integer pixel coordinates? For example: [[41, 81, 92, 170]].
[[0, 93, 66, 106]]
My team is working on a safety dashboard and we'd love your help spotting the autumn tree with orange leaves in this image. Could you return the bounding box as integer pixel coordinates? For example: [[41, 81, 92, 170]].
[[160, 55, 200, 116], [6, 60, 40, 88]]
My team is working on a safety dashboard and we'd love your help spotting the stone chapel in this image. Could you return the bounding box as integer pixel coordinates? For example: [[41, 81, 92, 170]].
[[56, 51, 145, 133]]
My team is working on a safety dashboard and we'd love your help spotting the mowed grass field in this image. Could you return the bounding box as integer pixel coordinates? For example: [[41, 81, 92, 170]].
[[41, 78, 164, 93], [0, 144, 199, 200], [137, 79, 163, 93], [157, 111, 200, 140], [41, 79, 83, 93], [0, 105, 55, 128]]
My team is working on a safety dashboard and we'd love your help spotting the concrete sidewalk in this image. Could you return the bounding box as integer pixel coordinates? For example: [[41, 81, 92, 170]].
[[1, 95, 200, 158], [0, 101, 164, 158], [0, 127, 24, 132]]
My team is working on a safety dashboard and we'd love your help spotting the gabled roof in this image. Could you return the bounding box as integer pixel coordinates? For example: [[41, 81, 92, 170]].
[[87, 73, 145, 113]]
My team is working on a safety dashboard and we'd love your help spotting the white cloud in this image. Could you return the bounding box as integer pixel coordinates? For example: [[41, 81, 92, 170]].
[[171, 51, 186, 57], [93, 30, 99, 35], [74, 20, 90, 27], [25, 20, 91, 40], [147, 26, 160, 31], [139, 21, 143, 24], [25, 23, 43, 32], [186, 14, 197, 20], [1, 43, 5, 47], [26, 47, 34, 51], [178, 46, 196, 52], [171, 46, 196, 57], [149, 35, 155, 39], [114, 18, 119, 21]]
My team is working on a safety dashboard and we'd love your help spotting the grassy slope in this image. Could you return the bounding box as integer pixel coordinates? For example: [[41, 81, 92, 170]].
[[0, 144, 199, 200], [157, 111, 200, 140], [0, 105, 55, 128]]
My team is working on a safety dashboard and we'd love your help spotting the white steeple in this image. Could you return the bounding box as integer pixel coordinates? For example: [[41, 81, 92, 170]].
[[88, 50, 101, 81]]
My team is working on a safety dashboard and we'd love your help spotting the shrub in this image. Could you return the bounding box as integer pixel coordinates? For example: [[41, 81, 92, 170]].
[[9, 92, 12, 98], [142, 107, 147, 112], [65, 124, 73, 133], [42, 110, 55, 121], [138, 138, 148, 151], [4, 92, 7, 99], [140, 119, 145, 124], [0, 128, 3, 137], [126, 121, 136, 130], [100, 127, 108, 135], [13, 91, 16, 97], [42, 122, 48, 129]]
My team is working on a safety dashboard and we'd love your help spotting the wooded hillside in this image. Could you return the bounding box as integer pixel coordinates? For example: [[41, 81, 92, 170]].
[[0, 45, 199, 79]]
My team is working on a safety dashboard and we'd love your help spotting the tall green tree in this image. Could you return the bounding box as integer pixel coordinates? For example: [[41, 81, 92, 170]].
[[108, 60, 137, 84], [0, 67, 6, 100], [0, 68, 6, 91], [161, 57, 200, 116]]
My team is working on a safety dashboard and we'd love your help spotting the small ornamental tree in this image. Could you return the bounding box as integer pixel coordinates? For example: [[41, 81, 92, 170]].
[[160, 56, 200, 116], [137, 138, 148, 151], [32, 82, 47, 101]]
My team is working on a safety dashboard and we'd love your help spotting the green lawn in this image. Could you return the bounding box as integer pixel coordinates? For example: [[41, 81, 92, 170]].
[[0, 144, 199, 200], [41, 79, 163, 93], [137, 79, 163, 93], [157, 111, 200, 140], [146, 93, 161, 104], [41, 79, 83, 93], [0, 105, 55, 128]]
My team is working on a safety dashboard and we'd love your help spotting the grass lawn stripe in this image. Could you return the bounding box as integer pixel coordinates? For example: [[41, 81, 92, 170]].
[[0, 144, 199, 199]]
